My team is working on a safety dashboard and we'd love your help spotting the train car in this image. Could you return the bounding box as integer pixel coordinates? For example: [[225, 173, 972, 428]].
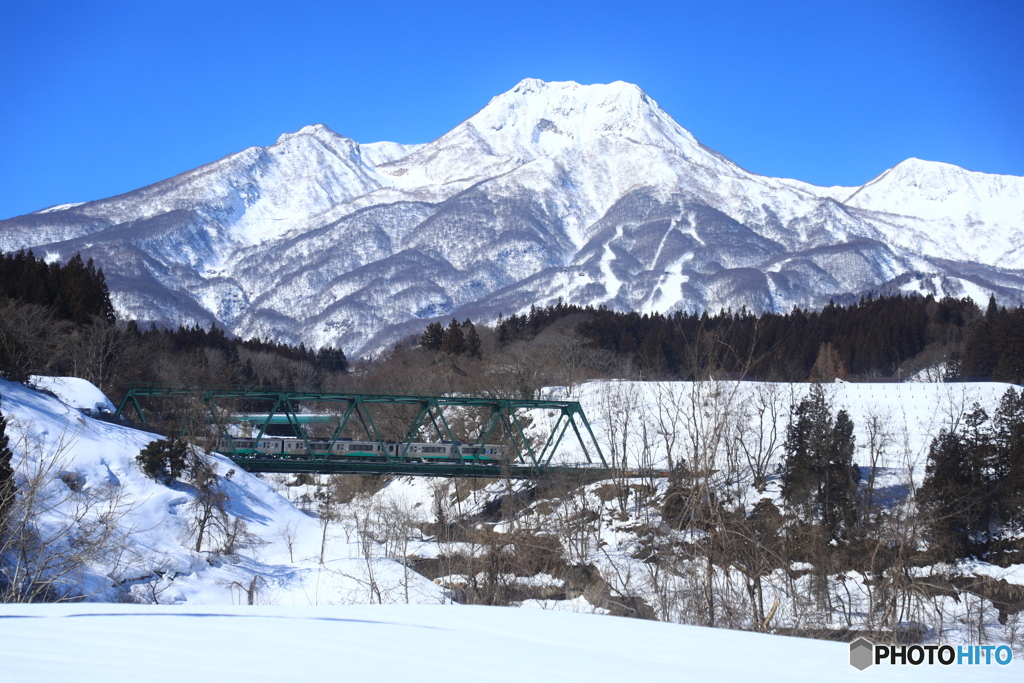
[[458, 444, 507, 459], [219, 435, 507, 463], [412, 443, 454, 459]]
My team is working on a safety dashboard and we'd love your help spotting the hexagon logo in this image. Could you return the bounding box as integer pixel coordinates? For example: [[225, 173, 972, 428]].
[[850, 638, 874, 670]]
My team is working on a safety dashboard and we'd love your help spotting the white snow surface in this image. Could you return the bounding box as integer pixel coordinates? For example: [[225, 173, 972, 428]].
[[29, 376, 117, 413], [1, 603, 1017, 683]]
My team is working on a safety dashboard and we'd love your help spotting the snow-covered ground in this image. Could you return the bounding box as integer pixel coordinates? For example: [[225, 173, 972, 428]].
[[1, 603, 1019, 682], [2, 376, 1023, 679], [29, 376, 116, 414]]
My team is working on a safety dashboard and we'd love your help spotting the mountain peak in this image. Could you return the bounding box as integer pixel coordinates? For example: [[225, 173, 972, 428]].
[[507, 77, 643, 99], [456, 79, 696, 158], [498, 78, 649, 114], [869, 156, 1016, 191], [274, 123, 343, 146]]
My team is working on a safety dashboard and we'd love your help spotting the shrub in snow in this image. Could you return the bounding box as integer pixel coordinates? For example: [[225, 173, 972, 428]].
[[136, 438, 188, 483]]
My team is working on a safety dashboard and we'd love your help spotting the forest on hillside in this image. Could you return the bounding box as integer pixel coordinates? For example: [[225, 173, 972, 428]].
[[2, 249, 1024, 400]]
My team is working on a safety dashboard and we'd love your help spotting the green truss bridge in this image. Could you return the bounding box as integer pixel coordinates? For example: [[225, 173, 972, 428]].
[[114, 386, 643, 480]]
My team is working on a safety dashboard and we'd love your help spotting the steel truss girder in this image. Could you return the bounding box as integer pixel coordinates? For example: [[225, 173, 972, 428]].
[[114, 386, 608, 474]]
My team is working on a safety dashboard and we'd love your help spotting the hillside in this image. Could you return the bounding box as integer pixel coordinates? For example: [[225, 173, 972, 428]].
[[0, 377, 442, 605]]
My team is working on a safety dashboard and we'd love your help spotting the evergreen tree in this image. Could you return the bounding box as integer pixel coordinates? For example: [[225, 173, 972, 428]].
[[986, 294, 999, 322], [465, 323, 482, 359], [992, 388, 1024, 531], [420, 322, 444, 351], [919, 406, 995, 559], [780, 384, 859, 539], [961, 296, 1002, 378], [0, 250, 115, 325], [0, 402, 13, 518], [441, 319, 466, 355], [136, 437, 189, 483], [315, 346, 349, 373]]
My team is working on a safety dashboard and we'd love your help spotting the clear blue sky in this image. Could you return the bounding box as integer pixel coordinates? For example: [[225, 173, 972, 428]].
[[1, 0, 1022, 219]]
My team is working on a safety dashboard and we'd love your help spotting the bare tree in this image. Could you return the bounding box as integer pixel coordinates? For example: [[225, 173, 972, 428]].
[[65, 316, 131, 393], [0, 299, 71, 382], [861, 407, 894, 520], [187, 454, 229, 553], [737, 382, 784, 492]]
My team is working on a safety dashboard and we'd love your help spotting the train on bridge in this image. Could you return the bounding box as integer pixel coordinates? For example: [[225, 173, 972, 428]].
[[117, 386, 610, 477], [218, 436, 509, 463]]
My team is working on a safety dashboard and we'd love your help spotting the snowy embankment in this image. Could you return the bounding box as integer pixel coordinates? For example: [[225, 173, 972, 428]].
[[0, 377, 443, 604], [2, 604, 1019, 683]]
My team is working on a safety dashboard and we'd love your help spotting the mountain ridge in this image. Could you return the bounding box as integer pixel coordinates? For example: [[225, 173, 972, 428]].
[[2, 79, 1022, 356]]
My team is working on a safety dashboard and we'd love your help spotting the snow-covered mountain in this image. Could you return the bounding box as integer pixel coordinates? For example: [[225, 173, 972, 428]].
[[3, 79, 1023, 356]]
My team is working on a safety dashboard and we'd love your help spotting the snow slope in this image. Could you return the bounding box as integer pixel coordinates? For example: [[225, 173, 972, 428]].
[[2, 79, 1022, 356], [0, 604, 1018, 683], [29, 376, 116, 414], [0, 377, 444, 605]]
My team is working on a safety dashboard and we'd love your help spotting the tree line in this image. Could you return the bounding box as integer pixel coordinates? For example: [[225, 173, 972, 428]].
[[484, 294, 1023, 382], [0, 249, 114, 326], [0, 250, 348, 394], [5, 247, 1024, 399]]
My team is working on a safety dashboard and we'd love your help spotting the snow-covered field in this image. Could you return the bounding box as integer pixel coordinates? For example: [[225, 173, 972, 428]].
[[1, 603, 1019, 682]]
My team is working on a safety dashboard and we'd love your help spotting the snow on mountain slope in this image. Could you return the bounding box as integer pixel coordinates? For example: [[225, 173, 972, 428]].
[[845, 159, 1024, 268], [0, 377, 444, 605], [2, 79, 1022, 356], [379, 79, 706, 192], [2, 604, 1018, 683], [359, 139, 424, 166], [0, 123, 389, 265]]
